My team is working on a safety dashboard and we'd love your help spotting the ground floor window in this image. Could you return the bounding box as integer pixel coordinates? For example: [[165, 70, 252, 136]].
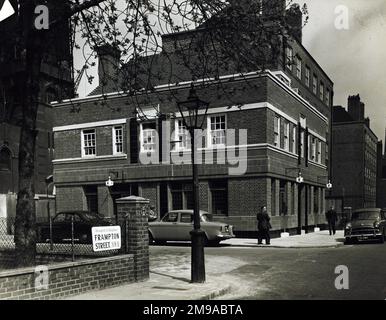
[[279, 180, 288, 216], [210, 180, 228, 215], [84, 185, 98, 213], [171, 182, 193, 210]]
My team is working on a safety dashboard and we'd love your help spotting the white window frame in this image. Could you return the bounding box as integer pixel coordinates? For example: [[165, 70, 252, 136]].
[[81, 129, 96, 158], [311, 137, 316, 161], [291, 126, 297, 154], [300, 131, 304, 158], [317, 141, 322, 163], [296, 56, 302, 79], [300, 114, 307, 129], [112, 126, 124, 155], [284, 121, 290, 151], [174, 119, 191, 151], [208, 114, 227, 148], [274, 115, 281, 147], [140, 122, 157, 153]]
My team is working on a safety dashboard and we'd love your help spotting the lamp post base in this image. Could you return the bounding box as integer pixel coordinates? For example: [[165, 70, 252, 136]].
[[190, 229, 206, 283]]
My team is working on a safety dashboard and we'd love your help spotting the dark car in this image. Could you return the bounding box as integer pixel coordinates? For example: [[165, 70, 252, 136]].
[[148, 210, 235, 246], [344, 208, 386, 244], [37, 211, 113, 244]]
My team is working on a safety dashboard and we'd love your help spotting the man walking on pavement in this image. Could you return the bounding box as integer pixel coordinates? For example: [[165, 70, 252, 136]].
[[326, 205, 338, 235], [257, 206, 271, 245]]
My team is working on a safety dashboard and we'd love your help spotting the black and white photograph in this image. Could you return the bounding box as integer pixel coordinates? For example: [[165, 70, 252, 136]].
[[0, 0, 386, 309]]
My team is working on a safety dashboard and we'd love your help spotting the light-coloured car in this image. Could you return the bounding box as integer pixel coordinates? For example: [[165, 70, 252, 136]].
[[148, 210, 235, 245]]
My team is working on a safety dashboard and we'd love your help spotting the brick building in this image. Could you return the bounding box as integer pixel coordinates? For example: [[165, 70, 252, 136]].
[[331, 95, 378, 210], [52, 1, 333, 236], [376, 132, 386, 209], [0, 0, 74, 218]]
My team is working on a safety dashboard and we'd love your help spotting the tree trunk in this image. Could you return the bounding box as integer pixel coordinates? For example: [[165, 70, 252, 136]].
[[14, 3, 45, 267]]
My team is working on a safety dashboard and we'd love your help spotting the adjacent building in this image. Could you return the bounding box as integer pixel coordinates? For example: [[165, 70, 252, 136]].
[[52, 1, 333, 236], [331, 95, 378, 210], [376, 132, 386, 209], [0, 1, 74, 218]]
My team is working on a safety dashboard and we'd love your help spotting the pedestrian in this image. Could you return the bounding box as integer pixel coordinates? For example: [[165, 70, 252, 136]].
[[326, 205, 338, 235], [257, 206, 271, 245]]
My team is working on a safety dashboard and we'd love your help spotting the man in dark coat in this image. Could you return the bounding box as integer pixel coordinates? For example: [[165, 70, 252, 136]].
[[257, 206, 271, 245], [326, 205, 338, 235]]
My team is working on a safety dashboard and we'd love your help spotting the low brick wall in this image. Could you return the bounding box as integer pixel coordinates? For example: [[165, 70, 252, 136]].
[[0, 254, 134, 300]]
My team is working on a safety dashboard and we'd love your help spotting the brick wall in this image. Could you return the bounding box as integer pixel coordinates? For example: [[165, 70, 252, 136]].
[[0, 254, 135, 300]]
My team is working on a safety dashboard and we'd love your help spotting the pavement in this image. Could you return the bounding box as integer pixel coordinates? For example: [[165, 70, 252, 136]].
[[222, 230, 345, 248], [67, 230, 345, 300]]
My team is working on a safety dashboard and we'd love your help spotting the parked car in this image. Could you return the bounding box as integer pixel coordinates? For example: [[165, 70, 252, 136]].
[[344, 208, 386, 244], [37, 211, 113, 244], [148, 210, 235, 246]]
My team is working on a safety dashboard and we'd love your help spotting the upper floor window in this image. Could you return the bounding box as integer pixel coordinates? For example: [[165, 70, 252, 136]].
[[284, 121, 290, 151], [312, 74, 317, 95], [209, 115, 226, 147], [274, 115, 280, 147], [175, 120, 191, 150], [305, 66, 310, 87], [296, 56, 302, 79], [317, 141, 322, 164], [326, 89, 330, 106], [300, 131, 305, 158], [0, 147, 11, 171], [310, 137, 316, 161], [82, 129, 96, 157], [141, 122, 157, 152], [286, 47, 293, 70], [113, 126, 124, 154], [300, 114, 306, 129], [320, 82, 324, 101], [291, 126, 296, 154]]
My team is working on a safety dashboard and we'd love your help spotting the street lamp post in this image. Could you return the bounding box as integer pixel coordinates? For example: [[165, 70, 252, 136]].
[[177, 83, 209, 283]]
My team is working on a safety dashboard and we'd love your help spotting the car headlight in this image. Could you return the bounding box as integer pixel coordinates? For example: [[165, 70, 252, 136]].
[[374, 222, 380, 228], [345, 223, 352, 229]]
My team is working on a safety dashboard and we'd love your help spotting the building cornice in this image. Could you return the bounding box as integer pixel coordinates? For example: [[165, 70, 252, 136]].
[[51, 70, 329, 124]]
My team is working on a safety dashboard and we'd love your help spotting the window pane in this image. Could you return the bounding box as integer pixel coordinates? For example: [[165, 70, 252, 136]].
[[83, 129, 96, 156], [210, 115, 226, 146]]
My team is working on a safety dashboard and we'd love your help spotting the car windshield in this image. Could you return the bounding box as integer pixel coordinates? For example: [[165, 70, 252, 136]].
[[351, 212, 380, 220], [201, 214, 212, 222]]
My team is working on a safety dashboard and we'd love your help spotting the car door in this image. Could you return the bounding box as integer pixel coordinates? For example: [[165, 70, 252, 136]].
[[175, 213, 193, 241], [152, 212, 179, 241]]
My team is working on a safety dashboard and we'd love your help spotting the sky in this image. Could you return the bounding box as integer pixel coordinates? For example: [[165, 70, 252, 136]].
[[76, 0, 386, 142], [300, 0, 386, 142]]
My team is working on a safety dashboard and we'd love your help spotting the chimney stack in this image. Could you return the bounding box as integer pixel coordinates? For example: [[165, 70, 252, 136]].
[[96, 44, 121, 87]]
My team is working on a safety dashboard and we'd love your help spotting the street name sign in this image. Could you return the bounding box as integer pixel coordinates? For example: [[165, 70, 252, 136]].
[[91, 226, 121, 252]]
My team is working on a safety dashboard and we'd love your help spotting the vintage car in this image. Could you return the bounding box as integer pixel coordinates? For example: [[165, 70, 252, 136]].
[[344, 208, 386, 244], [148, 210, 235, 245], [37, 211, 113, 244]]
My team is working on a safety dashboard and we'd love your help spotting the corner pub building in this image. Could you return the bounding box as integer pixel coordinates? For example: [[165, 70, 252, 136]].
[[52, 1, 333, 237]]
